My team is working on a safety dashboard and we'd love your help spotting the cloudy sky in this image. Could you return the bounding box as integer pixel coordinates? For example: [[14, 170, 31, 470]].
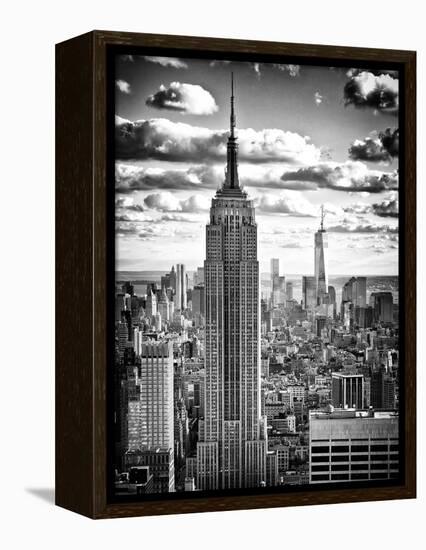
[[115, 54, 399, 275]]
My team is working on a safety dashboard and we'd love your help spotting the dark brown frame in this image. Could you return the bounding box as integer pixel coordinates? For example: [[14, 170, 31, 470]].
[[56, 30, 416, 519]]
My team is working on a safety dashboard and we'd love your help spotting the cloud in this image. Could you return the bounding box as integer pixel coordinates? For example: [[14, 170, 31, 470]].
[[143, 191, 209, 213], [115, 117, 322, 164], [327, 219, 398, 234], [343, 203, 373, 216], [116, 79, 131, 94], [115, 164, 218, 192], [208, 60, 300, 77], [209, 60, 231, 67], [272, 64, 300, 77], [314, 91, 323, 105], [347, 68, 399, 79], [250, 62, 300, 77], [256, 191, 317, 217], [372, 192, 399, 217], [281, 161, 398, 193], [116, 196, 144, 211], [144, 56, 188, 69], [343, 192, 399, 218], [116, 217, 196, 241], [238, 165, 318, 190], [158, 213, 198, 223], [344, 232, 399, 254], [179, 195, 210, 212], [146, 82, 218, 115], [344, 70, 398, 115], [252, 63, 261, 77], [116, 214, 134, 222], [349, 128, 399, 162], [116, 222, 139, 236], [115, 162, 322, 194], [121, 55, 134, 62]]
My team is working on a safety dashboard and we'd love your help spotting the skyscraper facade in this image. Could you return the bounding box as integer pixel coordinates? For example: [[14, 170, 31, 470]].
[[302, 275, 317, 310], [139, 342, 174, 451], [309, 409, 399, 484], [196, 76, 267, 490], [314, 206, 328, 305], [370, 292, 394, 324], [176, 263, 187, 311]]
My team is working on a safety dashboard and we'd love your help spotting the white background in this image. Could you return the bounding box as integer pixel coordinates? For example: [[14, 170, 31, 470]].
[[0, 1, 424, 548]]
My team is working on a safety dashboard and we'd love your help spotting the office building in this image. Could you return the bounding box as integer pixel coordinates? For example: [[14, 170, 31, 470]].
[[370, 292, 394, 324], [145, 288, 157, 318], [309, 409, 399, 483], [196, 76, 267, 490], [314, 205, 328, 304], [140, 342, 174, 450], [124, 448, 175, 493], [176, 263, 187, 310], [331, 372, 365, 409], [192, 284, 205, 316], [302, 276, 316, 310]]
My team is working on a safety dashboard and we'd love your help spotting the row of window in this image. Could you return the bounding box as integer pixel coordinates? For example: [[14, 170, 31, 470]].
[[312, 472, 399, 482], [312, 455, 397, 463], [312, 444, 399, 453], [312, 463, 398, 472]]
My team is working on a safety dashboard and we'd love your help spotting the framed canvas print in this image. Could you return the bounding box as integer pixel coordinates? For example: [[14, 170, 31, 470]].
[[56, 31, 416, 519]]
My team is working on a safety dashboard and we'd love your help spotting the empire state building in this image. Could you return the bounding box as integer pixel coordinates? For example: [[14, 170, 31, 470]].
[[196, 76, 267, 490]]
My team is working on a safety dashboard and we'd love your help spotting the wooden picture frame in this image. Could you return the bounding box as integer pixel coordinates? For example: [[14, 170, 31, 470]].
[[56, 30, 416, 519]]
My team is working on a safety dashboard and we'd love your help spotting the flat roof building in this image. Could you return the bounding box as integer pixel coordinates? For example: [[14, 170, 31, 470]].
[[309, 409, 399, 484]]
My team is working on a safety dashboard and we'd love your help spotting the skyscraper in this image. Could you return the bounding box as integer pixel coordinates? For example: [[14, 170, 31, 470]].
[[196, 75, 267, 490], [314, 205, 328, 305], [139, 342, 174, 451], [328, 285, 336, 317], [302, 275, 316, 310], [370, 292, 394, 324], [176, 263, 187, 310], [353, 277, 367, 307], [270, 258, 280, 306], [157, 289, 170, 323], [145, 288, 157, 318]]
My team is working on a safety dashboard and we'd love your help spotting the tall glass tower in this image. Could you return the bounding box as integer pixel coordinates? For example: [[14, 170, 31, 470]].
[[196, 75, 267, 490], [314, 205, 328, 305]]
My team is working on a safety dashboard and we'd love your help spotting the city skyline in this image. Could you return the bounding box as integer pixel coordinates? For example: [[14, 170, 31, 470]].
[[115, 55, 399, 275], [113, 55, 400, 497]]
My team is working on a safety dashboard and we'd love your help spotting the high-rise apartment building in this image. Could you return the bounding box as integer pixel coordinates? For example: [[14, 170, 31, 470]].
[[196, 76, 267, 490]]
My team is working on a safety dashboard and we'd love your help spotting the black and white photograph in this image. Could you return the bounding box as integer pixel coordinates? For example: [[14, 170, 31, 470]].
[[112, 53, 401, 497]]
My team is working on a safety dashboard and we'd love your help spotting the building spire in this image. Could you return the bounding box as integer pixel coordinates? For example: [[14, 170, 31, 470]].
[[320, 204, 325, 232], [222, 73, 240, 191], [230, 72, 236, 138]]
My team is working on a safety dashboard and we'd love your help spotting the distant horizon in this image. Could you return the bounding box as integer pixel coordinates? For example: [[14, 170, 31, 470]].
[[116, 269, 399, 278]]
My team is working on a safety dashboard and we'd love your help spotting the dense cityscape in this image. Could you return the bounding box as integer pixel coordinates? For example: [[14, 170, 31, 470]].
[[113, 79, 399, 497]]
